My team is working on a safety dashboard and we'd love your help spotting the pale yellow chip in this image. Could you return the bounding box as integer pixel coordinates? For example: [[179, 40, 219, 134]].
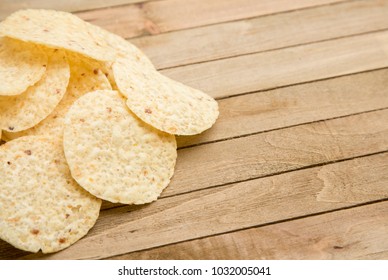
[[101, 27, 155, 69], [0, 136, 101, 253], [0, 37, 47, 96], [4, 52, 111, 140], [113, 58, 219, 135], [82, 21, 156, 89], [0, 9, 156, 66], [63, 90, 177, 204], [0, 9, 116, 62], [0, 49, 69, 132]]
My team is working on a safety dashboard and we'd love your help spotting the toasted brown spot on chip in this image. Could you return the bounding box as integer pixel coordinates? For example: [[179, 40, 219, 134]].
[[7, 217, 20, 223], [145, 108, 152, 114], [24, 150, 32, 155], [30, 229, 40, 235], [58, 238, 66, 244]]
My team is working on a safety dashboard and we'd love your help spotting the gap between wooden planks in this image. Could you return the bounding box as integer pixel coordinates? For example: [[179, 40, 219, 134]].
[[0, 0, 153, 20], [3, 107, 386, 259], [133, 0, 388, 69], [161, 109, 388, 199], [111, 201, 388, 260], [177, 69, 388, 148], [0, 0, 384, 260], [4, 1, 388, 101], [22, 151, 388, 259], [76, 0, 348, 38], [96, 106, 388, 210], [161, 30, 388, 99]]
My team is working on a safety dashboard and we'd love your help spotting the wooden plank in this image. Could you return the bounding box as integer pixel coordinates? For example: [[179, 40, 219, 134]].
[[112, 201, 388, 260], [161, 30, 388, 99], [2, 110, 387, 259], [177, 69, 388, 148], [167, 109, 388, 197], [358, 251, 388, 260], [133, 0, 388, 69], [0, 0, 153, 20], [20, 152, 388, 259], [77, 0, 347, 39], [83, 106, 388, 209]]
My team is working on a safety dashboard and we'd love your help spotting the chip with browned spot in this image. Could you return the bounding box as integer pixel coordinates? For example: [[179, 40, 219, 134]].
[[0, 136, 101, 253], [63, 90, 177, 204]]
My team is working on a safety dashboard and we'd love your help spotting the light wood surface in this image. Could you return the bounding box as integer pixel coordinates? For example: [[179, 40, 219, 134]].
[[133, 0, 388, 69], [0, 0, 387, 259], [113, 202, 388, 260], [161, 31, 388, 98], [77, 0, 347, 38], [0, 0, 153, 20]]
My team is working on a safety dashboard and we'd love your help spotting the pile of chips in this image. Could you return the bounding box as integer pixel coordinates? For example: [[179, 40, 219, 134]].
[[0, 9, 218, 254]]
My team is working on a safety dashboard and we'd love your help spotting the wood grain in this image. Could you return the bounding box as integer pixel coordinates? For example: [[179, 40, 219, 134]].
[[167, 109, 388, 197], [77, 0, 347, 38], [22, 152, 388, 259], [2, 110, 387, 259], [1, 0, 387, 261], [177, 69, 388, 148], [112, 201, 388, 260], [133, 0, 388, 69], [0, 0, 152, 20], [162, 30, 388, 99]]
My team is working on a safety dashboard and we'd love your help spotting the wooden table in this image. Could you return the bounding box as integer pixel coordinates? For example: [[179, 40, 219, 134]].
[[1, 0, 388, 260]]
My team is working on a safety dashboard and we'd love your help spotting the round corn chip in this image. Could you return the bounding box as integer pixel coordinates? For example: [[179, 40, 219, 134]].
[[0, 37, 47, 96], [4, 53, 111, 140], [113, 58, 219, 135], [0, 49, 69, 132], [0, 9, 116, 62], [63, 90, 177, 204], [0, 136, 101, 253]]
